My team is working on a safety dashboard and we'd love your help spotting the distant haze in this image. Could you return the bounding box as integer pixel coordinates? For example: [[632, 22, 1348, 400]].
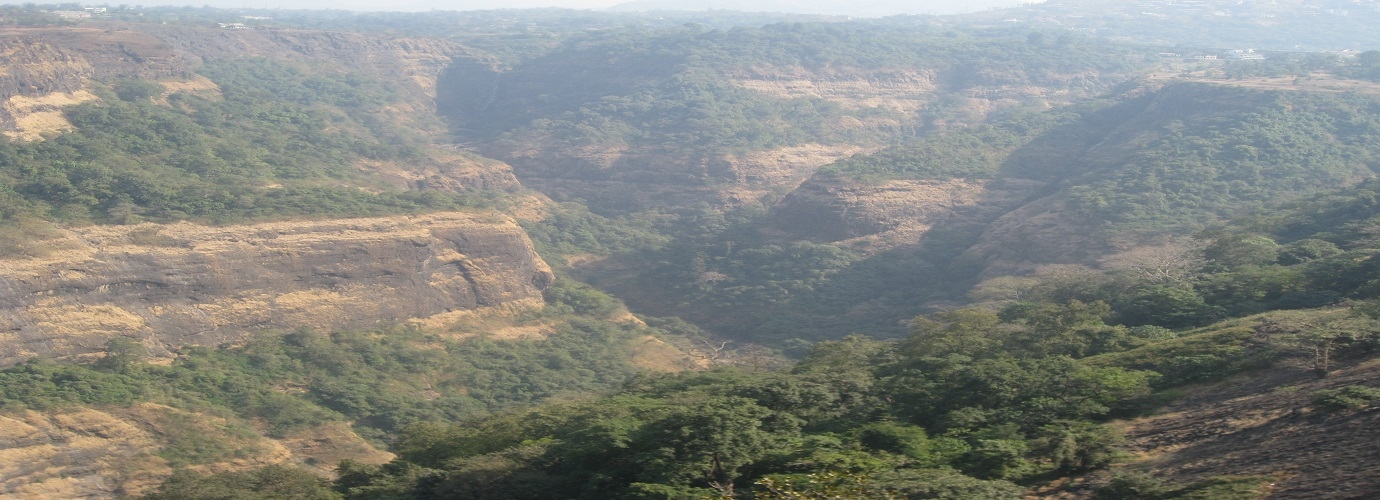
[[1, 0, 1042, 16], [607, 0, 1042, 17]]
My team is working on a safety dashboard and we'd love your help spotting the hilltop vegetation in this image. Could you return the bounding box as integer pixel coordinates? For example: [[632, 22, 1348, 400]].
[[546, 83, 1380, 346], [0, 58, 497, 235], [442, 23, 1153, 181], [219, 161, 1380, 499], [0, 286, 671, 449]]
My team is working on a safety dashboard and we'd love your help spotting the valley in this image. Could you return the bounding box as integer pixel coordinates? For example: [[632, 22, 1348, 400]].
[[1, 2, 1380, 498]]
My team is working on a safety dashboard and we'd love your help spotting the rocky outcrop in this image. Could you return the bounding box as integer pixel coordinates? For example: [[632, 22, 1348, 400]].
[[356, 149, 524, 194], [0, 407, 175, 499], [0, 212, 554, 365], [0, 40, 90, 100], [0, 39, 94, 133]]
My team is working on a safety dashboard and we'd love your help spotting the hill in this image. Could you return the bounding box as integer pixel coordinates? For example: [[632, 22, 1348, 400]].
[[3, 4, 1380, 499]]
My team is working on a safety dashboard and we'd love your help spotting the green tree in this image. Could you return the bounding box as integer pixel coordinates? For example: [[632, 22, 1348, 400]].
[[1262, 308, 1380, 377], [903, 309, 1003, 359], [1202, 234, 1280, 270], [633, 396, 797, 494], [139, 465, 342, 500], [96, 337, 148, 372]]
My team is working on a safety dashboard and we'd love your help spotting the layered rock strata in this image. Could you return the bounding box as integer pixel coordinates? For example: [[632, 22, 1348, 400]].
[[0, 212, 554, 365]]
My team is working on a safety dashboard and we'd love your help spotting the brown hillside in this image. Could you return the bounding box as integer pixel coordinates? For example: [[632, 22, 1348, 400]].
[[1120, 357, 1380, 499]]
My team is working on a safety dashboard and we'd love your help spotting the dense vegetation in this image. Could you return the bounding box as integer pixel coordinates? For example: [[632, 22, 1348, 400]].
[[1065, 87, 1380, 235], [125, 177, 1380, 497], [8, 4, 1380, 499], [329, 331, 1147, 499], [296, 177, 1380, 498], [440, 23, 1153, 175], [148, 293, 1374, 498], [0, 315, 652, 442], [826, 84, 1380, 235], [525, 84, 1380, 347], [0, 58, 495, 233]]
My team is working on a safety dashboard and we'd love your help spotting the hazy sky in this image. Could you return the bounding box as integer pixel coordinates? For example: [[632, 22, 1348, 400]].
[[24, 0, 1039, 16]]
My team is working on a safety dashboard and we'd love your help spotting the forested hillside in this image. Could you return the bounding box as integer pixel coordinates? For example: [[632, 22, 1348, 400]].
[[0, 12, 677, 496], [3, 2, 1380, 499], [550, 82, 1380, 347], [440, 22, 1154, 208], [271, 153, 1380, 499]]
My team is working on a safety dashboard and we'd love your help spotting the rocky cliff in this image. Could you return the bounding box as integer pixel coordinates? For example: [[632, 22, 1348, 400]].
[[0, 38, 95, 137], [0, 212, 554, 365]]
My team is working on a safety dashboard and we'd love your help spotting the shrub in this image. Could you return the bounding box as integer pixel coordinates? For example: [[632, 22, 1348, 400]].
[[1311, 384, 1380, 411]]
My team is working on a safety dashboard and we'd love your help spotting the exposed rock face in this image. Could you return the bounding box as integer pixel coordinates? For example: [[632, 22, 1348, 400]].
[[145, 25, 473, 103], [355, 150, 524, 194], [0, 212, 554, 365], [476, 60, 1136, 212], [0, 39, 94, 133]]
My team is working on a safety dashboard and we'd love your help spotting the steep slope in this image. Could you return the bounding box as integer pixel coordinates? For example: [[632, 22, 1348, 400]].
[[0, 22, 559, 364], [0, 213, 554, 365], [595, 78, 1380, 345], [437, 24, 1156, 212], [0, 405, 392, 499], [963, 82, 1380, 276], [0, 14, 710, 500], [0, 23, 520, 195], [781, 81, 1380, 273], [0, 39, 96, 139], [1119, 356, 1380, 499]]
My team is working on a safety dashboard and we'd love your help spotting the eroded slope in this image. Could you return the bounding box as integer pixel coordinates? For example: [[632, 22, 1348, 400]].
[[0, 212, 554, 365]]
